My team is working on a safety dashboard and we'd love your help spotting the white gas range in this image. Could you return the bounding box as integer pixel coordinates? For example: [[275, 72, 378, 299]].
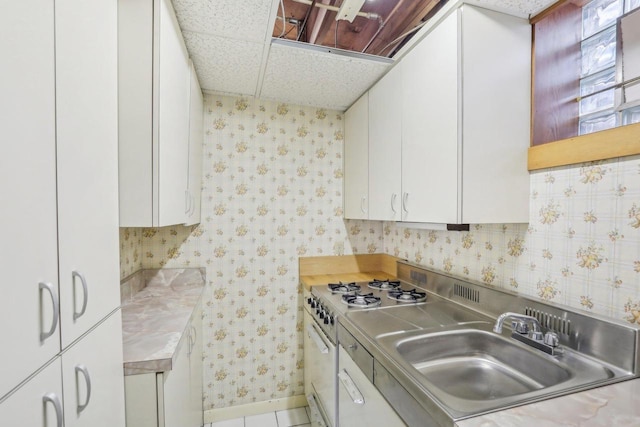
[[304, 277, 430, 427]]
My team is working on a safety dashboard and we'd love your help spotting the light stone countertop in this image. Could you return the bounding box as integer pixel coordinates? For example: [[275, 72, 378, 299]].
[[456, 378, 640, 426], [120, 268, 205, 375]]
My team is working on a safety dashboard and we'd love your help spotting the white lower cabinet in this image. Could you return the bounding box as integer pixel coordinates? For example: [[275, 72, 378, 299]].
[[0, 311, 125, 427], [338, 346, 405, 427], [62, 312, 126, 427], [125, 304, 203, 427], [0, 360, 63, 426]]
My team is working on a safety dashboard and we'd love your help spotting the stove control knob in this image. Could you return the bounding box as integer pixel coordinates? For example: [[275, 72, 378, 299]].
[[324, 316, 330, 325], [307, 297, 312, 305], [329, 316, 335, 325], [319, 310, 325, 319]]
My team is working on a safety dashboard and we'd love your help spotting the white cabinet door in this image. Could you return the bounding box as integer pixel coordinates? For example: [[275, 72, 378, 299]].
[[337, 346, 404, 427], [162, 336, 191, 427], [62, 311, 126, 427], [0, 0, 60, 399], [157, 0, 191, 226], [118, 0, 193, 228], [55, 0, 121, 349], [186, 61, 204, 226], [344, 93, 369, 220], [401, 11, 459, 224], [188, 304, 204, 427], [368, 65, 402, 221], [460, 5, 531, 224], [0, 359, 64, 427]]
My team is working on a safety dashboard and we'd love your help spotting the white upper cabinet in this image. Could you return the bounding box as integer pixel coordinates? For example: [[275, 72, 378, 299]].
[[344, 93, 369, 220], [55, 0, 121, 349], [0, 0, 59, 399], [400, 4, 531, 224], [401, 10, 459, 224], [368, 64, 402, 221], [119, 0, 194, 227], [185, 61, 204, 226]]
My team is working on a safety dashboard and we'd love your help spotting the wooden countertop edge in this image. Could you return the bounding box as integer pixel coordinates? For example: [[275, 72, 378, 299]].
[[299, 254, 400, 289]]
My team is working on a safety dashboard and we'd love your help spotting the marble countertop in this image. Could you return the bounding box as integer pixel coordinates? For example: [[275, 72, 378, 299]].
[[120, 268, 205, 375], [456, 378, 640, 427]]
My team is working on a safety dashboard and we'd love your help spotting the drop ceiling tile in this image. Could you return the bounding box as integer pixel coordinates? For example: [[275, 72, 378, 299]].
[[184, 31, 264, 95], [260, 41, 392, 111], [471, 0, 558, 17], [171, 0, 275, 42]]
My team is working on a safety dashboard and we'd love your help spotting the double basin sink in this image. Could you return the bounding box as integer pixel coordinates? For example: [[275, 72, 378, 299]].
[[344, 299, 633, 423]]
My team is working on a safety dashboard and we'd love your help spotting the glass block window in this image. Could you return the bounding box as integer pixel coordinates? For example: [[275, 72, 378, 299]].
[[579, 0, 640, 134]]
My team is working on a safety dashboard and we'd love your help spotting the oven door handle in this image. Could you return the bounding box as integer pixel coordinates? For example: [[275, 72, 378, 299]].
[[306, 324, 329, 354], [338, 369, 364, 404]]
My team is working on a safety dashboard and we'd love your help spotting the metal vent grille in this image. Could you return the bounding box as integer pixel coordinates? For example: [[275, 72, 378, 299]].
[[454, 283, 479, 303], [525, 307, 571, 335]]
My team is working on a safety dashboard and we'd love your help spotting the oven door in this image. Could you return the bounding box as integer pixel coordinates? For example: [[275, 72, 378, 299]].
[[338, 344, 406, 426], [304, 309, 336, 427]]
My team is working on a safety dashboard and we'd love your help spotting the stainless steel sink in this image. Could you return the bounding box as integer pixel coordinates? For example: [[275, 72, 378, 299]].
[[396, 328, 570, 400], [376, 324, 625, 418]]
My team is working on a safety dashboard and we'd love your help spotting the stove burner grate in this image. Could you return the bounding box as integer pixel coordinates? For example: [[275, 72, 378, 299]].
[[328, 282, 360, 294], [341, 293, 381, 308], [368, 279, 401, 291], [387, 288, 427, 303]]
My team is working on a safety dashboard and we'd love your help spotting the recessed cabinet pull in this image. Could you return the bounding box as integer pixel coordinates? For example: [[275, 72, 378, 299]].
[[43, 392, 63, 427], [338, 369, 364, 404], [75, 364, 92, 413], [360, 196, 367, 214], [391, 193, 397, 214], [72, 271, 88, 321], [39, 282, 59, 342], [306, 325, 329, 354]]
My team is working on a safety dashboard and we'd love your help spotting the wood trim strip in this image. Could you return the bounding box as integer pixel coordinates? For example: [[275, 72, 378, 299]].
[[299, 254, 399, 276], [528, 122, 640, 170]]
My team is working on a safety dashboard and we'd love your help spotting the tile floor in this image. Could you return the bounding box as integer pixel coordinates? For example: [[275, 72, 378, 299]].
[[207, 407, 311, 427]]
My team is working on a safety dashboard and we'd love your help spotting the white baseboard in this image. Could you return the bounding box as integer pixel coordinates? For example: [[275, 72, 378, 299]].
[[204, 395, 308, 423]]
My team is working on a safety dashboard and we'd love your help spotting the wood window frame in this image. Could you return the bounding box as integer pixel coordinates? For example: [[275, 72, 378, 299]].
[[529, 0, 640, 171]]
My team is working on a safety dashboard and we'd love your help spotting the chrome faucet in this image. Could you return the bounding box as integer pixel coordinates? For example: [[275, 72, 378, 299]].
[[494, 311, 560, 355], [493, 312, 542, 334]]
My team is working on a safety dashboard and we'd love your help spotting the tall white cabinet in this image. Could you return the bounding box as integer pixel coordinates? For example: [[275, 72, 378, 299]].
[[119, 0, 203, 228], [0, 0, 125, 425]]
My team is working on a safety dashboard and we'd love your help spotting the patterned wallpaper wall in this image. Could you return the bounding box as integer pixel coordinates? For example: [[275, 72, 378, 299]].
[[119, 94, 379, 411], [386, 156, 640, 321], [119, 92, 640, 411]]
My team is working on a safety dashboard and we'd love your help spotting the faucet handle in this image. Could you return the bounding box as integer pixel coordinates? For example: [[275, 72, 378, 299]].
[[544, 332, 560, 347], [513, 320, 529, 334]]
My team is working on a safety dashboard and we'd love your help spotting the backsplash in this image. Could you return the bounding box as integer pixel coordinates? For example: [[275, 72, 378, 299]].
[[119, 92, 640, 411]]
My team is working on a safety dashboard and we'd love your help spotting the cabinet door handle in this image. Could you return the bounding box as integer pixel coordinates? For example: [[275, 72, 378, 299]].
[[338, 369, 364, 404], [191, 325, 197, 354], [189, 193, 195, 216], [75, 364, 92, 413], [391, 193, 397, 214], [402, 192, 409, 214], [72, 271, 88, 321], [306, 325, 329, 354], [43, 392, 63, 427], [360, 196, 367, 214], [39, 282, 59, 342], [185, 190, 191, 215]]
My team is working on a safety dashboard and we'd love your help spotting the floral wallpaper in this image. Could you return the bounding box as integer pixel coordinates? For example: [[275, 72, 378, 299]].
[[119, 94, 379, 411], [119, 92, 640, 411], [384, 155, 640, 321]]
